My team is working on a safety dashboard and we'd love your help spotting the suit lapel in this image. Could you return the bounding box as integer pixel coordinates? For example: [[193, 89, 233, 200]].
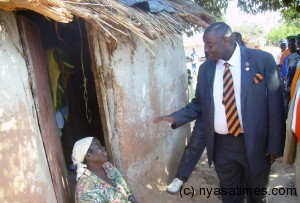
[[240, 47, 252, 108], [207, 60, 216, 105]]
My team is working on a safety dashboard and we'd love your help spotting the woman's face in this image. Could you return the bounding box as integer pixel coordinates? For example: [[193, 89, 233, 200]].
[[86, 139, 108, 163]]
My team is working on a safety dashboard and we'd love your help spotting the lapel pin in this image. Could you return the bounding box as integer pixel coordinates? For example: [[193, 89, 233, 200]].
[[245, 62, 250, 71]]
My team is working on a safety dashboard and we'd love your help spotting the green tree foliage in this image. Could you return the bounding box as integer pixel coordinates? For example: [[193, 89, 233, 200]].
[[231, 23, 264, 42], [282, 7, 300, 21], [196, 0, 300, 21], [186, 0, 227, 35], [194, 0, 228, 19], [267, 21, 300, 44]]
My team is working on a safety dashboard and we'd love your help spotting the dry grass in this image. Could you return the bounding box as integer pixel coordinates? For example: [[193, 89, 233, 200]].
[[0, 0, 215, 43]]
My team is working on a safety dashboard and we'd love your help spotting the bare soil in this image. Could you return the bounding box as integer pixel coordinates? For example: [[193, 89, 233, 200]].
[[139, 152, 297, 203]]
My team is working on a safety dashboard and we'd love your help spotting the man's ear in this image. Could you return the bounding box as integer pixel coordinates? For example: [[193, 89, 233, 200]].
[[224, 36, 230, 45]]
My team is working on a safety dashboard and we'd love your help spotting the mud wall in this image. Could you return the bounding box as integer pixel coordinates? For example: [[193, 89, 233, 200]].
[[91, 29, 191, 200], [0, 11, 56, 203]]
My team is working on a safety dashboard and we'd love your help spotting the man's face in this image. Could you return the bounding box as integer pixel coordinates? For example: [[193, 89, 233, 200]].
[[288, 39, 297, 53], [280, 43, 286, 52], [203, 31, 227, 60]]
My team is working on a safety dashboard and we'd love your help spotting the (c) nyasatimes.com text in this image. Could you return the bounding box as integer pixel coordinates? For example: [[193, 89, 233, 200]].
[[179, 186, 296, 198]]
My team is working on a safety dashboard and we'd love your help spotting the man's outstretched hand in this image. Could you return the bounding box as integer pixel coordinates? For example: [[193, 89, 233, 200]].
[[153, 115, 175, 126]]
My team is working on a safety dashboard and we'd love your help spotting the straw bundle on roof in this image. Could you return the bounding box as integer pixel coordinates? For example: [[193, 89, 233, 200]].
[[0, 0, 215, 42]]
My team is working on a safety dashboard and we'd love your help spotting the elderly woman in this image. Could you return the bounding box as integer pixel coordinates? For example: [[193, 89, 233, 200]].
[[72, 137, 138, 203]]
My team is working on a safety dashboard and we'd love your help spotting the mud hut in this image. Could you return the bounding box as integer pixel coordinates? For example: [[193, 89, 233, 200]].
[[0, 0, 215, 202]]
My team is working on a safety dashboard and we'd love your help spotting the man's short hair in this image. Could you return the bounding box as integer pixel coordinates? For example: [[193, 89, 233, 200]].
[[287, 35, 296, 40], [204, 22, 232, 38], [232, 32, 243, 40]]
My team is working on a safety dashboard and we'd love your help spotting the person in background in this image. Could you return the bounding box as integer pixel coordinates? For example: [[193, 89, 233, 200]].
[[163, 119, 206, 194], [232, 32, 245, 47], [276, 39, 288, 69], [187, 68, 195, 101], [283, 34, 300, 202], [282, 36, 298, 117], [279, 36, 292, 71], [291, 38, 300, 99], [282, 36, 297, 79], [72, 137, 138, 203], [191, 48, 199, 75], [286, 35, 300, 99], [163, 51, 208, 194], [154, 22, 285, 202]]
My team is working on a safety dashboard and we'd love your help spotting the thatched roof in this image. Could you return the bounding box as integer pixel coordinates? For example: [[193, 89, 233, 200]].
[[0, 0, 215, 43]]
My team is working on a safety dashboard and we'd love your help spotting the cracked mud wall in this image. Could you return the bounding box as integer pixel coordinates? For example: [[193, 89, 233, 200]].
[[0, 11, 56, 202], [95, 30, 191, 199]]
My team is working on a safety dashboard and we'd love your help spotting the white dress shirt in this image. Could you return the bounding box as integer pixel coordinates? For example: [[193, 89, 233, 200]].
[[214, 43, 244, 134]]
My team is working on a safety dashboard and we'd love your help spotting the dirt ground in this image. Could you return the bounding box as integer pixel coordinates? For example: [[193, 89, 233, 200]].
[[140, 150, 297, 203]]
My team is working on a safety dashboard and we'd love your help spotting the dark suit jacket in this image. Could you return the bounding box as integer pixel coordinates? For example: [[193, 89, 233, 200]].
[[172, 46, 286, 175]]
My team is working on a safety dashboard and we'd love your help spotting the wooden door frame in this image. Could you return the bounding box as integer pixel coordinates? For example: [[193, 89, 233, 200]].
[[17, 15, 71, 203], [85, 23, 114, 164]]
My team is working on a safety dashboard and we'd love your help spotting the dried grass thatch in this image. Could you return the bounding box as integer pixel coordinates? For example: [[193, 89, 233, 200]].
[[0, 0, 215, 42]]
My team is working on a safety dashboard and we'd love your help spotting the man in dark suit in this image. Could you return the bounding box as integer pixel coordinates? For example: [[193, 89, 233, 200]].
[[154, 22, 285, 202]]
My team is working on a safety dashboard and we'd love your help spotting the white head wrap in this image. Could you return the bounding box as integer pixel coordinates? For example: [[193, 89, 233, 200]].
[[72, 137, 94, 180]]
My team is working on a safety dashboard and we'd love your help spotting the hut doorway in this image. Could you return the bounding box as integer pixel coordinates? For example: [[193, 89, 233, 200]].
[[17, 11, 109, 202]]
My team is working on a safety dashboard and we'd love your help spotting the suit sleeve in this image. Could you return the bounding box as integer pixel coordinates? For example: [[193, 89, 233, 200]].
[[265, 53, 286, 155], [170, 70, 202, 129]]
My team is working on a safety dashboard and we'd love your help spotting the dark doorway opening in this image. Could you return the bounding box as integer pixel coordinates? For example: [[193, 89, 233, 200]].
[[17, 11, 104, 201]]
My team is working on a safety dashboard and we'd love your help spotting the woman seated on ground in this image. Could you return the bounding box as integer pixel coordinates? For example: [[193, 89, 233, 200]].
[[72, 137, 138, 203]]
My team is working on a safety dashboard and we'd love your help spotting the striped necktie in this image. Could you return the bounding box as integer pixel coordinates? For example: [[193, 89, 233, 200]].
[[223, 62, 242, 136]]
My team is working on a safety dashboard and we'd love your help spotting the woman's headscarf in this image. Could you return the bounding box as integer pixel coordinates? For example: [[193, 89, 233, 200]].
[[72, 137, 94, 180]]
